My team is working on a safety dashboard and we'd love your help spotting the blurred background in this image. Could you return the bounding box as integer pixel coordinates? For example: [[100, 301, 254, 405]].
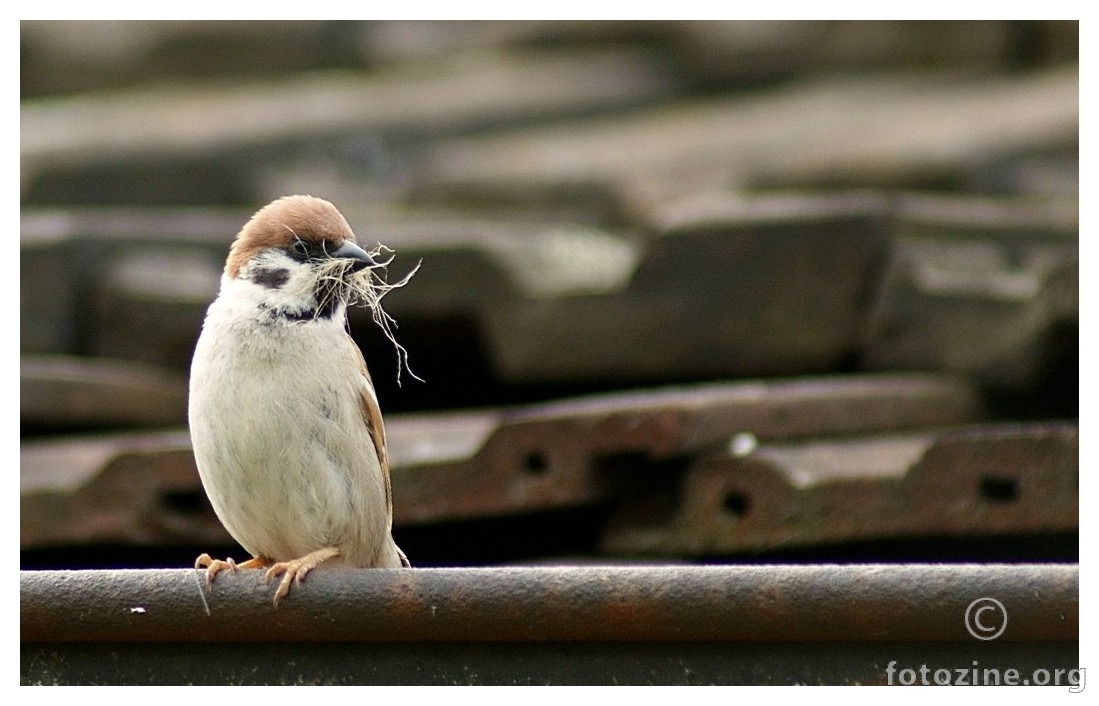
[[20, 21, 1078, 570]]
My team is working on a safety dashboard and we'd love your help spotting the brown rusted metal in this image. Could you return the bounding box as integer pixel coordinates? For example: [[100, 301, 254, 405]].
[[21, 354, 187, 429], [418, 67, 1077, 210], [21, 374, 981, 549], [603, 423, 1078, 556], [863, 193, 1078, 390], [478, 192, 892, 382], [394, 373, 981, 524], [20, 432, 227, 549], [21, 194, 1078, 391], [20, 564, 1077, 644]]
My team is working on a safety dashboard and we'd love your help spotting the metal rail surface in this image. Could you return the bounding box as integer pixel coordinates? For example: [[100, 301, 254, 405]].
[[21, 564, 1079, 685]]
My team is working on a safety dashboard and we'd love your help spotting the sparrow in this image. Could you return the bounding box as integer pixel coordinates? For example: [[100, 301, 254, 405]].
[[189, 194, 411, 608]]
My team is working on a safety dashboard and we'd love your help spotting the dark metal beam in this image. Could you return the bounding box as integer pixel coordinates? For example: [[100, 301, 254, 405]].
[[21, 641, 1083, 686]]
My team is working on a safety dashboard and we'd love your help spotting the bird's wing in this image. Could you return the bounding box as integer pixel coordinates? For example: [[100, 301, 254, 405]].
[[347, 333, 394, 523]]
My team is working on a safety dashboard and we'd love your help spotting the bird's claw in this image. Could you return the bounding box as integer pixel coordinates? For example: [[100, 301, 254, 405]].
[[193, 553, 240, 589], [262, 547, 340, 608]]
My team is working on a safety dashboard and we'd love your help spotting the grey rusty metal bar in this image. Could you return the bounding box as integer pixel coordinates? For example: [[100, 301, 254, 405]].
[[21, 564, 1076, 644]]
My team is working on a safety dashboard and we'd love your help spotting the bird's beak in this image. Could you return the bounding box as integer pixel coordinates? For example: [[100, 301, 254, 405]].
[[330, 241, 377, 271]]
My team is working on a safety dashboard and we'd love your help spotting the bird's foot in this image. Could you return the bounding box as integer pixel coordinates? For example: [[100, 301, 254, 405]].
[[194, 553, 271, 589], [265, 546, 341, 607]]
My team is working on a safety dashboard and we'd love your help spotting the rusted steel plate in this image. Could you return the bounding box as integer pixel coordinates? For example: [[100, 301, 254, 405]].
[[24, 21, 1054, 101], [21, 48, 675, 197], [863, 193, 1078, 390], [480, 192, 892, 383], [20, 432, 227, 550], [23, 197, 890, 383], [21, 355, 187, 430], [393, 374, 981, 524], [20, 208, 242, 355], [19, 564, 1077, 644], [21, 374, 982, 549], [603, 423, 1077, 556], [415, 66, 1077, 203], [21, 191, 1075, 389]]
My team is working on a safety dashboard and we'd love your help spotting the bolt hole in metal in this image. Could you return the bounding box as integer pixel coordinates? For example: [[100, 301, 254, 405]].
[[980, 476, 1019, 503], [723, 491, 750, 519], [522, 451, 550, 475]]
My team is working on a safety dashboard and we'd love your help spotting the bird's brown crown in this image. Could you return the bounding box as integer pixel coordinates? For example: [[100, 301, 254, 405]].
[[226, 195, 357, 278]]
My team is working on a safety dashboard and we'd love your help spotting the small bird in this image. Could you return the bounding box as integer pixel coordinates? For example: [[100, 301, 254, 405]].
[[189, 195, 411, 607]]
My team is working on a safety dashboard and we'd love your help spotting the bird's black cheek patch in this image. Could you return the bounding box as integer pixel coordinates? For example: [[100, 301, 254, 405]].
[[251, 267, 290, 289]]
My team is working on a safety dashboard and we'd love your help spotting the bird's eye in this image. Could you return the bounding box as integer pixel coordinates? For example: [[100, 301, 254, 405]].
[[292, 240, 309, 257]]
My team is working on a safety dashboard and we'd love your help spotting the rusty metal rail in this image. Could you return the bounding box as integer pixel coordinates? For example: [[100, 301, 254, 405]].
[[21, 564, 1079, 685], [22, 564, 1076, 643]]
